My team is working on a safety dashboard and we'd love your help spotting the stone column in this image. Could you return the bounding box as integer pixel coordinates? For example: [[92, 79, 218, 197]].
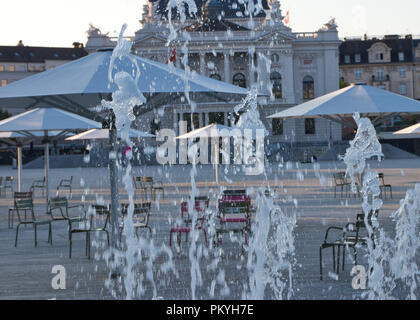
[[249, 53, 254, 87], [200, 52, 205, 76], [224, 52, 230, 83], [173, 111, 178, 133], [224, 112, 228, 126], [179, 112, 184, 134], [205, 112, 209, 126], [257, 52, 268, 94], [175, 48, 181, 69], [284, 51, 295, 104]]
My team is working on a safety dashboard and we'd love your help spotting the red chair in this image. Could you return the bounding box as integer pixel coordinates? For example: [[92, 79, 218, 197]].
[[216, 193, 252, 245], [170, 197, 209, 249]]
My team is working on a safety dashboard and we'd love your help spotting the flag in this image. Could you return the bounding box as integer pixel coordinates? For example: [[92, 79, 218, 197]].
[[283, 10, 290, 25], [166, 47, 176, 64]]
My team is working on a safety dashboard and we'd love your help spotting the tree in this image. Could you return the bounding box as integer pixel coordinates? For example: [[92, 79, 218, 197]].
[[340, 78, 350, 89], [0, 109, 10, 121]]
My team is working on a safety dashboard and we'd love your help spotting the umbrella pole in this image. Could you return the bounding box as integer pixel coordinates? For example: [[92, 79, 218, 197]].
[[214, 142, 219, 184], [109, 126, 121, 277], [17, 146, 22, 192], [44, 141, 50, 212]]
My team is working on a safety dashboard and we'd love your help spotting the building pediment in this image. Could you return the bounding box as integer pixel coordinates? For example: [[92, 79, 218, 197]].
[[135, 35, 168, 46], [254, 30, 295, 43], [367, 42, 392, 52]]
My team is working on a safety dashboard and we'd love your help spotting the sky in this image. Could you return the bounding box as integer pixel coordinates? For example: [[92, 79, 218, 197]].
[[1, 0, 420, 47]]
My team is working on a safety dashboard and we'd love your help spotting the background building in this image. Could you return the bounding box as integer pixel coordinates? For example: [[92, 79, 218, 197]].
[[0, 41, 87, 115], [98, 0, 342, 160], [340, 34, 420, 129], [340, 35, 418, 97]]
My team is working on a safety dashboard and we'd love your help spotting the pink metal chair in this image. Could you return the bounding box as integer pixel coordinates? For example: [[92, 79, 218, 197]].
[[216, 192, 252, 245], [169, 197, 209, 249]]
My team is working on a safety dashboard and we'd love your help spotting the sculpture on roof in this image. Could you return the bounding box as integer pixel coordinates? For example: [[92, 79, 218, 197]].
[[87, 24, 109, 37], [265, 0, 284, 26], [320, 18, 338, 31]]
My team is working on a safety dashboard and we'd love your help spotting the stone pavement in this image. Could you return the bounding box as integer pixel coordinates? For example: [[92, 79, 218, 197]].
[[0, 159, 419, 300]]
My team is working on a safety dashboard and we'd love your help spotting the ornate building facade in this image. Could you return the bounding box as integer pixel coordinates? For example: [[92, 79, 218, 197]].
[[85, 0, 343, 158]]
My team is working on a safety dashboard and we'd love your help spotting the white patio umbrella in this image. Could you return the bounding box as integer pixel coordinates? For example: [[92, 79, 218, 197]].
[[66, 128, 154, 141], [0, 49, 248, 117], [394, 123, 420, 135], [0, 130, 71, 192], [177, 123, 239, 184], [268, 84, 420, 129], [0, 108, 101, 209], [0, 47, 248, 259]]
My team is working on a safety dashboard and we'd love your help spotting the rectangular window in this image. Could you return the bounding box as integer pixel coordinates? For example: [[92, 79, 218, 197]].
[[209, 112, 225, 125], [183, 113, 192, 132], [28, 65, 36, 72], [183, 113, 201, 132], [0, 65, 4, 72], [344, 55, 351, 64], [272, 119, 283, 136], [192, 113, 200, 130], [399, 52, 405, 62], [377, 69, 384, 81], [1, 80, 7, 87], [305, 119, 316, 135], [355, 54, 361, 63], [355, 70, 362, 80], [400, 84, 407, 95], [399, 68, 406, 78], [9, 65, 15, 72]]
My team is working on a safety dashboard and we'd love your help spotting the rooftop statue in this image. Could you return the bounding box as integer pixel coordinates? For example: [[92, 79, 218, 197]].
[[320, 18, 338, 31], [87, 24, 109, 37]]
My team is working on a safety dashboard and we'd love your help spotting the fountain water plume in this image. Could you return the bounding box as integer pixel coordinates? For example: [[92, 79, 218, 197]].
[[244, 190, 296, 300], [391, 184, 420, 299], [102, 24, 178, 300], [342, 112, 396, 299]]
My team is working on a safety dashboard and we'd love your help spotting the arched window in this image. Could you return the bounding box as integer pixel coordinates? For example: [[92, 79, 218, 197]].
[[303, 75, 314, 99], [271, 53, 279, 63], [270, 72, 282, 99], [150, 119, 161, 135], [233, 73, 246, 88], [210, 74, 221, 81]]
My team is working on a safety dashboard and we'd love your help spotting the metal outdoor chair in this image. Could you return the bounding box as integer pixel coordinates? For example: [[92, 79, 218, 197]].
[[169, 197, 210, 249], [4, 176, 14, 196], [319, 211, 379, 280], [378, 173, 393, 200], [30, 177, 46, 197], [333, 172, 351, 198], [216, 190, 252, 246], [14, 192, 53, 248], [8, 192, 34, 228], [49, 196, 86, 234], [143, 177, 164, 201], [120, 202, 152, 240], [133, 176, 148, 201], [69, 204, 110, 259], [57, 176, 73, 196], [0, 177, 4, 197]]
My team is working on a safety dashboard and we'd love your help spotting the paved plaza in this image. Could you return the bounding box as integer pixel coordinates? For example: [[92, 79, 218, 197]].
[[0, 159, 419, 300]]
